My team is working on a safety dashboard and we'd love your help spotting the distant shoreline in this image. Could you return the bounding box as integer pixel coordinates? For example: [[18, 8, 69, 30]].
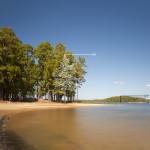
[[83, 102, 149, 104], [80, 96, 150, 103]]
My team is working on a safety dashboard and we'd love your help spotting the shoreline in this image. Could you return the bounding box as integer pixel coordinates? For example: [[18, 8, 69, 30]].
[[0, 101, 106, 117], [0, 101, 105, 150], [0, 115, 10, 150]]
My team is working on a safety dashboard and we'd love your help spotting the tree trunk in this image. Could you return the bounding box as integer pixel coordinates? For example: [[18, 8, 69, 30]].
[[38, 93, 42, 100], [0, 86, 4, 100], [56, 94, 61, 102], [73, 95, 75, 102], [64, 95, 66, 103], [51, 91, 53, 101], [56, 94, 59, 102], [70, 95, 72, 102], [60, 95, 62, 102], [53, 94, 56, 101], [36, 81, 39, 99], [48, 90, 51, 101], [67, 95, 69, 102]]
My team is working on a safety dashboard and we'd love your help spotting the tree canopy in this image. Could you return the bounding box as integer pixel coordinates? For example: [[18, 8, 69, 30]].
[[0, 27, 86, 102]]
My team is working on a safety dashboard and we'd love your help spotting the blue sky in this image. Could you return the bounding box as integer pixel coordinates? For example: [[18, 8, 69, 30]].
[[1, 0, 150, 99]]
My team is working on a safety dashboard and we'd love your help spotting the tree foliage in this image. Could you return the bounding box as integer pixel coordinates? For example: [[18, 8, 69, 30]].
[[0, 27, 86, 102], [81, 96, 149, 103]]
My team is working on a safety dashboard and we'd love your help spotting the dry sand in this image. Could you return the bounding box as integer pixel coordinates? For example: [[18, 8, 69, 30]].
[[0, 101, 104, 117]]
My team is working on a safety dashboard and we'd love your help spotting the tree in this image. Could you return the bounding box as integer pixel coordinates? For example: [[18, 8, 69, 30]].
[[21, 44, 36, 99], [0, 27, 25, 100], [0, 26, 87, 102], [72, 56, 86, 101], [53, 54, 86, 102], [34, 42, 53, 100], [52, 43, 66, 101], [53, 55, 76, 102], [0, 27, 37, 100]]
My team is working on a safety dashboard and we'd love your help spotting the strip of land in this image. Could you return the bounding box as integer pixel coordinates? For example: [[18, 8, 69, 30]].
[[0, 101, 105, 117]]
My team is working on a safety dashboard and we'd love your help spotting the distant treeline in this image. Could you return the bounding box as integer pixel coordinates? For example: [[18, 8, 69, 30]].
[[81, 96, 150, 103], [0, 27, 86, 102]]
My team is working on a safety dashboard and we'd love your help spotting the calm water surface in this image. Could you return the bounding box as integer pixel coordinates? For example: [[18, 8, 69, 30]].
[[6, 104, 150, 150]]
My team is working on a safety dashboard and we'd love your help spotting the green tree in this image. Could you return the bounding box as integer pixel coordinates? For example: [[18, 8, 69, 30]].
[[52, 43, 66, 101], [34, 42, 53, 100], [53, 55, 76, 102], [73, 56, 86, 101], [0, 26, 87, 102], [53, 54, 86, 102], [21, 44, 36, 98], [0, 27, 25, 100]]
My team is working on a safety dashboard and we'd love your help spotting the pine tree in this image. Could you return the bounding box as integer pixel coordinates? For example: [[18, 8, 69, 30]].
[[21, 44, 36, 99], [34, 42, 53, 100], [52, 43, 66, 101], [53, 54, 86, 102], [53, 55, 76, 102], [0, 27, 25, 100], [0, 27, 87, 102]]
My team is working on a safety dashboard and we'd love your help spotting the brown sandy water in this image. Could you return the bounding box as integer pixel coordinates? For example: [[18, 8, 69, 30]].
[[6, 104, 150, 150]]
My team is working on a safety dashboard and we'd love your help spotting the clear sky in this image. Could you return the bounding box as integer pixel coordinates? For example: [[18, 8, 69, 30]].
[[1, 0, 150, 99]]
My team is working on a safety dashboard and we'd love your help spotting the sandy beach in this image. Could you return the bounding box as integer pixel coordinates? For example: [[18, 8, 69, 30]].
[[0, 101, 104, 117]]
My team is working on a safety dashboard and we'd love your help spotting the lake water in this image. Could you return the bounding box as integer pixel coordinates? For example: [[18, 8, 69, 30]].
[[6, 103, 150, 150]]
